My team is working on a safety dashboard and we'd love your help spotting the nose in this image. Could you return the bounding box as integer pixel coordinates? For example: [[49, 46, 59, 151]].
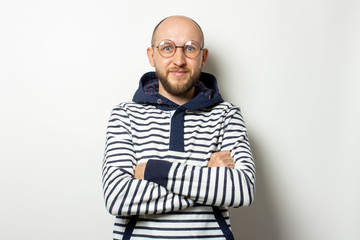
[[172, 47, 186, 66]]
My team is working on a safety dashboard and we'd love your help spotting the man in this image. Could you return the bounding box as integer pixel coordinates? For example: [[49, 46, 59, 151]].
[[102, 16, 255, 240]]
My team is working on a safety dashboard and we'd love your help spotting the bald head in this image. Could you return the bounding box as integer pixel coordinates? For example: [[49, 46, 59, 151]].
[[151, 16, 205, 47]]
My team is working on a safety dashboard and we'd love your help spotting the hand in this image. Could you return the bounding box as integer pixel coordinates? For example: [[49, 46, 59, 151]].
[[134, 162, 146, 179], [207, 150, 235, 168]]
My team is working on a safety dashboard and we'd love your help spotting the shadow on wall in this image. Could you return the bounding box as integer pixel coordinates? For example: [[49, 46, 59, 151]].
[[204, 55, 282, 240], [229, 136, 282, 240], [203, 49, 222, 83]]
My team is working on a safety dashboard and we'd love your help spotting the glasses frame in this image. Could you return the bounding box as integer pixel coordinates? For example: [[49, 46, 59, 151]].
[[152, 39, 204, 59]]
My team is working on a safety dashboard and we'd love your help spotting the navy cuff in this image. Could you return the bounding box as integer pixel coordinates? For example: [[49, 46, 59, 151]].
[[144, 160, 172, 187]]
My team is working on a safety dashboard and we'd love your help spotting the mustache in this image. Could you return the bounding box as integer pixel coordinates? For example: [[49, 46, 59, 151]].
[[168, 68, 189, 72]]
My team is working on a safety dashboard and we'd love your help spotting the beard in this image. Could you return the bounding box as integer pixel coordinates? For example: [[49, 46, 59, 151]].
[[156, 68, 201, 96]]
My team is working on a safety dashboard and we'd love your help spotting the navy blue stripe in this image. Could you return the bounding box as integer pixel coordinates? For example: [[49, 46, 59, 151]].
[[220, 168, 228, 206], [131, 140, 171, 146], [194, 168, 203, 202], [116, 180, 133, 215], [178, 164, 187, 199], [115, 209, 228, 218], [160, 190, 168, 214], [169, 109, 185, 152], [108, 179, 126, 213], [125, 233, 225, 239], [126, 112, 169, 120], [203, 168, 211, 204], [184, 129, 221, 135], [107, 130, 130, 135], [106, 153, 134, 160], [212, 206, 234, 240], [133, 134, 168, 140], [245, 175, 254, 205], [127, 181, 141, 215], [154, 186, 161, 214], [228, 170, 235, 206], [115, 224, 222, 231], [183, 135, 220, 142], [187, 166, 195, 198], [129, 147, 170, 154], [136, 181, 150, 215], [185, 121, 222, 128], [236, 170, 244, 207], [122, 215, 138, 240], [130, 121, 169, 126], [130, 127, 169, 133], [211, 168, 220, 205], [136, 218, 222, 223], [104, 172, 126, 204], [106, 140, 133, 149], [184, 142, 219, 149]]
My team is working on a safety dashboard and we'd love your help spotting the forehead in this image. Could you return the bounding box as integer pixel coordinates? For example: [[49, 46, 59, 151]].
[[154, 17, 203, 44]]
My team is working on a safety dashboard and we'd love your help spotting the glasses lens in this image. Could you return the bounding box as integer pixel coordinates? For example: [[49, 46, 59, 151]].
[[183, 41, 201, 58], [158, 40, 175, 58]]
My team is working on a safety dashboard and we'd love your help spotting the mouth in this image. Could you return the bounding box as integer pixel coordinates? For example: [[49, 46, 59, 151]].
[[169, 70, 188, 77]]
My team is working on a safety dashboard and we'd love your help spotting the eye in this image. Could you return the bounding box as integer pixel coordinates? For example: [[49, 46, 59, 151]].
[[185, 45, 198, 52], [163, 45, 173, 51], [159, 40, 175, 52], [184, 41, 200, 53]]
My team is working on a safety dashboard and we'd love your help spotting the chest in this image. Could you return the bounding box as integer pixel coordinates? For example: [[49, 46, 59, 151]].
[[129, 109, 226, 166]]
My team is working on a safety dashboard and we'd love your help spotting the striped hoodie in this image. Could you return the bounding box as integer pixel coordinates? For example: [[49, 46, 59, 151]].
[[102, 72, 255, 240]]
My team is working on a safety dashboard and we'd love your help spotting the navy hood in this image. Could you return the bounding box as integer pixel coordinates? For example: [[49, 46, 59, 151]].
[[132, 71, 224, 152], [132, 71, 224, 110]]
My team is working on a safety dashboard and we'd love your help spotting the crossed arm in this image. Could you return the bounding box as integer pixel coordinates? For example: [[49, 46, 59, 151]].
[[134, 150, 235, 179]]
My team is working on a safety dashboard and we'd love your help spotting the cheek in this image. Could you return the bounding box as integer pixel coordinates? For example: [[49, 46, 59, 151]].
[[192, 57, 204, 69], [154, 57, 171, 69], [192, 60, 203, 70]]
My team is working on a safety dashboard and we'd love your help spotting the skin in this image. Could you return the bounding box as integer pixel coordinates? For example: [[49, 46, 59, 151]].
[[147, 16, 208, 106], [134, 16, 234, 179]]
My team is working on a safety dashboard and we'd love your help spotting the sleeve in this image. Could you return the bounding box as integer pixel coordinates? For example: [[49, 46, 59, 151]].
[[102, 105, 195, 216], [144, 106, 255, 207]]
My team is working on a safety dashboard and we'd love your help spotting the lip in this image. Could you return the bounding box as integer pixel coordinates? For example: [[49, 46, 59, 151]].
[[170, 71, 188, 77]]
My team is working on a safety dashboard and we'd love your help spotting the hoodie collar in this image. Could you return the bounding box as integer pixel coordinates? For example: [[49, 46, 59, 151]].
[[132, 71, 224, 110]]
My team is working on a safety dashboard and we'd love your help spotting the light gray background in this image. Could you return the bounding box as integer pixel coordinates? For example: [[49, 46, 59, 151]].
[[1, 0, 359, 239]]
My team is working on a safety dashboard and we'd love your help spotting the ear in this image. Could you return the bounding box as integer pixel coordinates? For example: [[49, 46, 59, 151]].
[[201, 48, 209, 67], [147, 47, 155, 67]]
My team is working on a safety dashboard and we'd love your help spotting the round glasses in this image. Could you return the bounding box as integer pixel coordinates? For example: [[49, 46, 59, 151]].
[[153, 39, 203, 59]]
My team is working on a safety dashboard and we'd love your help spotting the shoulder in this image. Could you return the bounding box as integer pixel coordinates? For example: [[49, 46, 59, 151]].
[[211, 102, 242, 114], [188, 102, 242, 120], [214, 102, 246, 124], [110, 102, 161, 119], [111, 101, 152, 112]]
